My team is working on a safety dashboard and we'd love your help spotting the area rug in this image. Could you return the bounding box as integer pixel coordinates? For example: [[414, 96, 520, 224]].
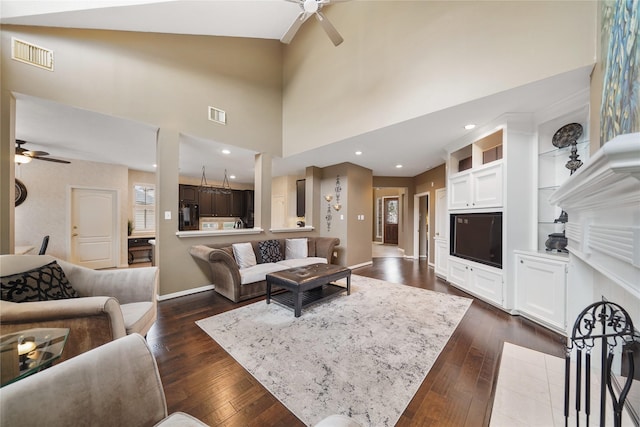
[[196, 275, 472, 427]]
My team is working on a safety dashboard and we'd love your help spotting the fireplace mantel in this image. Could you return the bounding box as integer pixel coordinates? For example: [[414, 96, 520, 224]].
[[549, 132, 640, 299]]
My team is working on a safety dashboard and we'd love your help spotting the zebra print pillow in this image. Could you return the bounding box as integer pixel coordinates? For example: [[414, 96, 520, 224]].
[[0, 261, 79, 303], [258, 240, 283, 263]]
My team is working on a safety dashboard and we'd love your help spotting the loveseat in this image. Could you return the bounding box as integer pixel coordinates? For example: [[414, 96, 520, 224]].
[[189, 237, 339, 303], [0, 254, 158, 362]]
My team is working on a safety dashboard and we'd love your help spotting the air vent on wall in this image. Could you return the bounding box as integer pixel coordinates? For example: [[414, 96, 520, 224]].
[[11, 37, 54, 71], [208, 106, 226, 125]]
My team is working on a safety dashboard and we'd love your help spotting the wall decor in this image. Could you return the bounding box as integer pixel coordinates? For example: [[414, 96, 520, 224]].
[[325, 194, 333, 231], [600, 0, 640, 144], [333, 175, 342, 211], [324, 175, 344, 231], [15, 179, 27, 206]]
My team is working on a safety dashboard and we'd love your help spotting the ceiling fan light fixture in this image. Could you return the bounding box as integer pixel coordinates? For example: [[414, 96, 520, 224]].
[[281, 0, 345, 46], [303, 0, 319, 13], [15, 154, 32, 164]]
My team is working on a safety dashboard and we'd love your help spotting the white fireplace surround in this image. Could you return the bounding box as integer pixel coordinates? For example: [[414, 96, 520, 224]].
[[549, 132, 640, 329]]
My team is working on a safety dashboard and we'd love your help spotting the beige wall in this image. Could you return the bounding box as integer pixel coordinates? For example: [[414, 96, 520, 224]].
[[14, 159, 129, 265], [1, 26, 284, 295], [282, 1, 597, 155], [320, 163, 372, 267], [414, 164, 447, 265]]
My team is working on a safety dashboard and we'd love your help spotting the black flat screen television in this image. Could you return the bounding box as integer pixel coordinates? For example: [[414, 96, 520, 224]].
[[450, 212, 502, 269]]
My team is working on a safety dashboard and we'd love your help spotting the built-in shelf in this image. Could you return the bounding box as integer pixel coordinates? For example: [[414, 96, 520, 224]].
[[536, 104, 590, 253]]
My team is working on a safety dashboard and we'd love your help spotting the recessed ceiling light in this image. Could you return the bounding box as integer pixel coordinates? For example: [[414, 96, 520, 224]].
[[395, 164, 403, 168], [229, 174, 236, 179], [355, 151, 362, 155], [221, 149, 231, 154], [464, 124, 476, 130], [153, 164, 157, 168]]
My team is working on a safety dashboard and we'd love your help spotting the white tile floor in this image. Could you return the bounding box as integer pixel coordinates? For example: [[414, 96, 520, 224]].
[[490, 342, 635, 427]]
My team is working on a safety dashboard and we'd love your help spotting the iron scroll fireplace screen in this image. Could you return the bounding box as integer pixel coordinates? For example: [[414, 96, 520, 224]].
[[565, 301, 639, 427]]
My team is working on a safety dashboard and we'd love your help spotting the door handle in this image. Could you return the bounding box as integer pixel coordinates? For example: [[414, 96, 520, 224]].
[[72, 233, 78, 237]]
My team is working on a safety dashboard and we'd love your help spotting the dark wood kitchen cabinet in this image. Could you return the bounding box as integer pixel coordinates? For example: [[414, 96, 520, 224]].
[[198, 190, 244, 217], [199, 191, 213, 216], [179, 185, 199, 204], [230, 190, 245, 217]]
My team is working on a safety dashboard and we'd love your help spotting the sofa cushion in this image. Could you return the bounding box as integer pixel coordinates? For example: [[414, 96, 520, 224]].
[[277, 257, 328, 268], [0, 260, 79, 303], [121, 301, 156, 336], [285, 238, 308, 259], [258, 240, 283, 263], [232, 243, 257, 269], [239, 263, 288, 285]]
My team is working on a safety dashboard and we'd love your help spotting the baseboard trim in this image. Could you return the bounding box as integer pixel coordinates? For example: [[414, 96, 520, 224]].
[[350, 260, 373, 270], [158, 284, 215, 301]]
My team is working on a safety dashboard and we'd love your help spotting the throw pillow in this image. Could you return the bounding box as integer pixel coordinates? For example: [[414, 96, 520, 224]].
[[258, 240, 283, 263], [232, 243, 257, 269], [285, 238, 308, 260], [0, 261, 79, 303]]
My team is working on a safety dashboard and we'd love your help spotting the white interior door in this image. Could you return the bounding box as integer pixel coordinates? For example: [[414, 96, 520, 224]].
[[435, 188, 447, 239], [70, 188, 118, 269]]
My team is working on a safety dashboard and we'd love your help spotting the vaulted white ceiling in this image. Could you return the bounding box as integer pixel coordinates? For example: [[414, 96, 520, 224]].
[[2, 1, 592, 182]]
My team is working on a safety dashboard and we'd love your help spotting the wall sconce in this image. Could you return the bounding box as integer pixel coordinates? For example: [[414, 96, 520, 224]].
[[325, 175, 343, 231], [325, 195, 333, 232]]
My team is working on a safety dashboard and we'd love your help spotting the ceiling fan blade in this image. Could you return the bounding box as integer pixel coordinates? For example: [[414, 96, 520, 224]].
[[281, 11, 311, 44], [315, 11, 343, 46], [33, 156, 71, 164], [24, 150, 50, 157]]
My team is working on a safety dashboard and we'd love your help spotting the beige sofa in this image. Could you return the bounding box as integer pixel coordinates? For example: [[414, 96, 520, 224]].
[[0, 254, 158, 362], [190, 237, 339, 303], [0, 333, 207, 427]]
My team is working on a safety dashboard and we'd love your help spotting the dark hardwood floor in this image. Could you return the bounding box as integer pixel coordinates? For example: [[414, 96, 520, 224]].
[[146, 258, 566, 426]]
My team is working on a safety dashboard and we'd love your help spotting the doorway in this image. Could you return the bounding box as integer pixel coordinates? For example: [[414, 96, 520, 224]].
[[413, 192, 430, 260], [383, 197, 399, 245], [70, 187, 119, 269]]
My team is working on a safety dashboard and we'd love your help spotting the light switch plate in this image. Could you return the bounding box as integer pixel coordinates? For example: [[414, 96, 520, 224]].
[[164, 211, 171, 220]]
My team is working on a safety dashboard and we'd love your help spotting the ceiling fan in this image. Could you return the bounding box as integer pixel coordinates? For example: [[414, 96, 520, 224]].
[[281, 0, 348, 46], [15, 140, 71, 164]]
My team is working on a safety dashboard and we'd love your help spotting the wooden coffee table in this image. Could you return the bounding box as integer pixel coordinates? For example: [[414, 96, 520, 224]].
[[266, 263, 351, 317]]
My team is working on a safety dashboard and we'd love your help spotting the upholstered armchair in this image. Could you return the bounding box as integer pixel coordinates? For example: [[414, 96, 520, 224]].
[[0, 255, 158, 362], [0, 333, 207, 427]]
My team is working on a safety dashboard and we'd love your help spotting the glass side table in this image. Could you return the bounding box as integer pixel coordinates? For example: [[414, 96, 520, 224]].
[[0, 328, 70, 387]]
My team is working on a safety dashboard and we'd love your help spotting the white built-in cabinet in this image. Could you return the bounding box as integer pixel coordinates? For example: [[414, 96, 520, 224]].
[[510, 92, 589, 335], [444, 115, 536, 312], [448, 256, 503, 306], [448, 161, 503, 210], [434, 238, 448, 278], [514, 251, 568, 332]]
